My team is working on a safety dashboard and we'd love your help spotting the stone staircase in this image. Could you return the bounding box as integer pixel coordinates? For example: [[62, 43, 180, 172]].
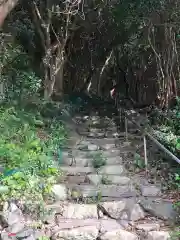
[[48, 112, 176, 240]]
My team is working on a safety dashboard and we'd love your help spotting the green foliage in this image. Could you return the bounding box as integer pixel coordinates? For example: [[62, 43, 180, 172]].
[[0, 105, 66, 206], [134, 153, 145, 169], [0, 37, 41, 101], [91, 152, 106, 169], [101, 175, 112, 185], [151, 98, 180, 158], [173, 174, 180, 225]]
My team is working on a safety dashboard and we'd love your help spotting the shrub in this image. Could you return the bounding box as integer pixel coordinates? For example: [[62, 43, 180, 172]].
[[0, 106, 66, 208]]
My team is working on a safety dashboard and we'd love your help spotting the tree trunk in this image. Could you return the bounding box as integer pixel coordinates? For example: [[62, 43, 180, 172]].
[[54, 61, 65, 99], [0, 0, 19, 27]]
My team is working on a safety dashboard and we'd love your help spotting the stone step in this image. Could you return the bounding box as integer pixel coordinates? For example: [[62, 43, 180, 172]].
[[88, 127, 117, 132], [87, 174, 131, 185], [62, 141, 134, 151], [60, 164, 125, 176], [98, 164, 126, 175], [88, 137, 120, 144], [48, 218, 129, 235], [67, 184, 137, 198], [61, 166, 94, 175], [79, 130, 122, 138], [61, 156, 123, 167], [62, 149, 122, 158], [84, 148, 134, 158]]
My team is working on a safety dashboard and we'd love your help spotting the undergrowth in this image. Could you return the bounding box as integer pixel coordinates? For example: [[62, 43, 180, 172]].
[[149, 98, 180, 232], [0, 105, 67, 210]]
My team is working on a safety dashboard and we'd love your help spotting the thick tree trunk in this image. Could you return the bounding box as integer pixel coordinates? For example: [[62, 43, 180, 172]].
[[0, 0, 19, 27]]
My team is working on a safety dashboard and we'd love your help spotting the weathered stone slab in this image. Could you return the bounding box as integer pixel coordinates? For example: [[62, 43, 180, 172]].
[[54, 203, 98, 219], [60, 166, 94, 175], [147, 231, 170, 240], [87, 174, 130, 185], [98, 165, 125, 175], [99, 199, 145, 221], [67, 184, 137, 198], [100, 229, 138, 240], [140, 185, 162, 197], [99, 200, 127, 219], [139, 198, 177, 220], [52, 225, 99, 240]]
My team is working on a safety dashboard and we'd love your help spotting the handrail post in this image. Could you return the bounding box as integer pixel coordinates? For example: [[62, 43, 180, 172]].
[[143, 135, 148, 173], [125, 115, 128, 141]]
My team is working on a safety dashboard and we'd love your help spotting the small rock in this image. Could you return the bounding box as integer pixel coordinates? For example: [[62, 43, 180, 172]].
[[140, 185, 161, 197], [3, 202, 25, 233], [147, 231, 170, 240], [100, 201, 126, 219], [100, 229, 138, 240], [88, 144, 99, 151], [129, 204, 145, 221], [136, 223, 160, 231], [52, 184, 67, 200], [87, 174, 101, 185], [8, 222, 25, 234], [52, 225, 99, 240]]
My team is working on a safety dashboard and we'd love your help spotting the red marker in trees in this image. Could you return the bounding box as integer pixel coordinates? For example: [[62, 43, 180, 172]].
[[110, 87, 116, 99]]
